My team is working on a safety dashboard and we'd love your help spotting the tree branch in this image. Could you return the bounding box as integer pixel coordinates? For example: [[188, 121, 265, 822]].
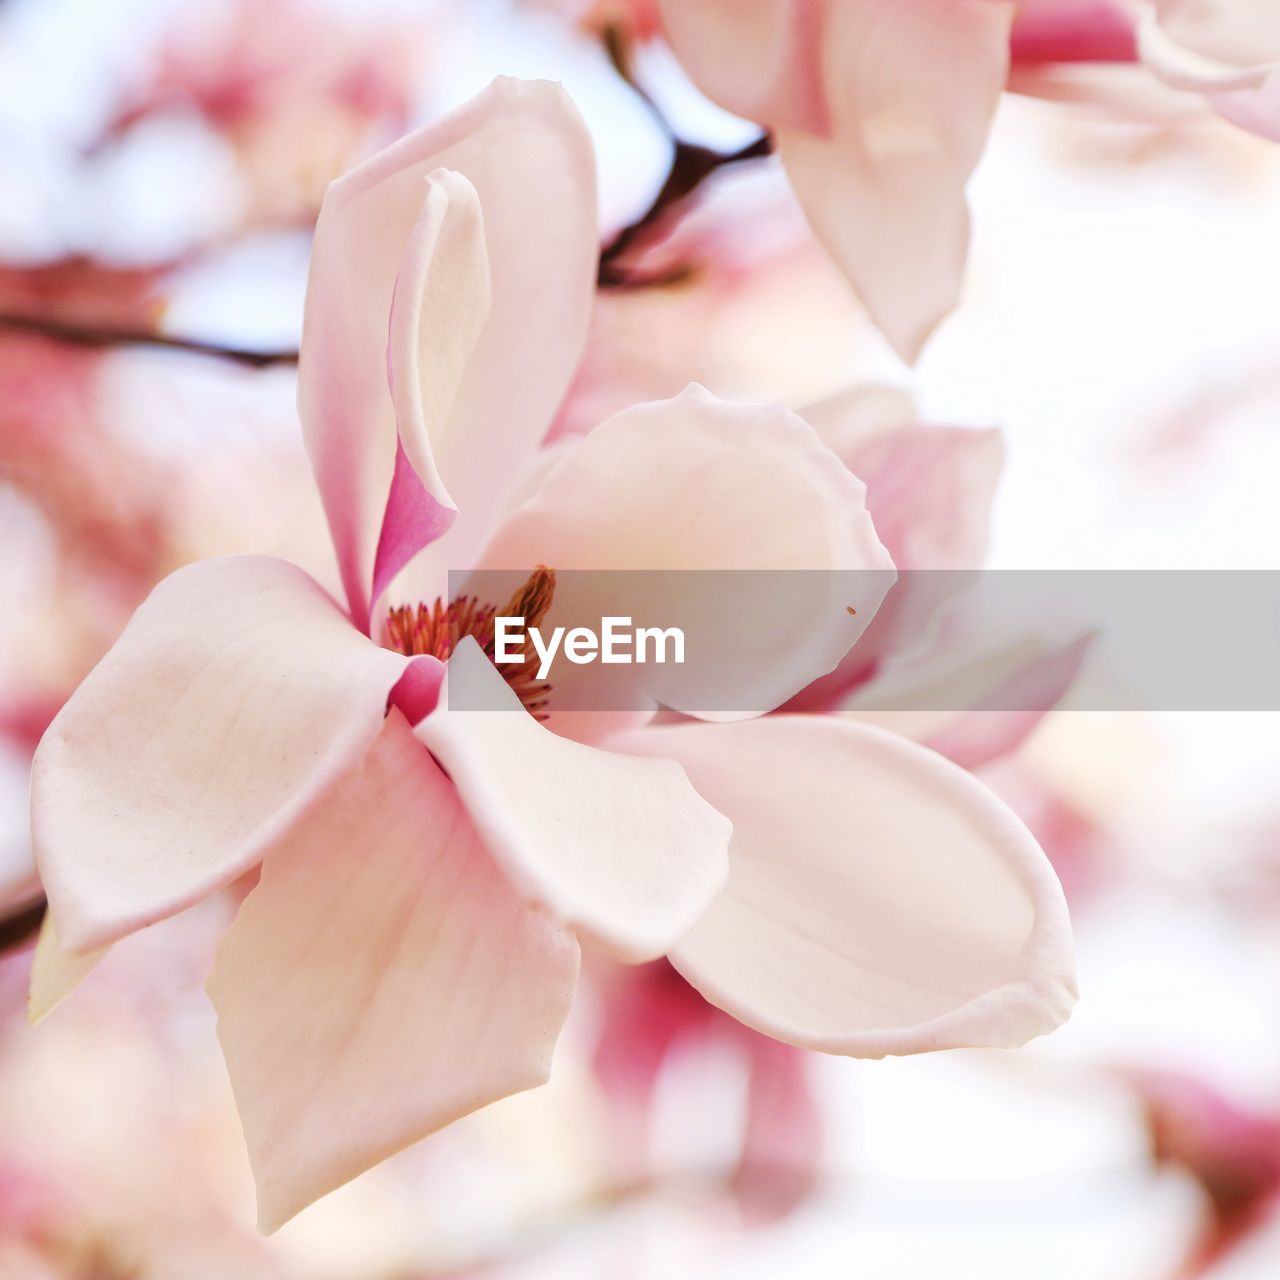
[[0, 312, 300, 367], [598, 133, 773, 287], [596, 18, 773, 286], [0, 895, 45, 954], [0, 26, 773, 361]]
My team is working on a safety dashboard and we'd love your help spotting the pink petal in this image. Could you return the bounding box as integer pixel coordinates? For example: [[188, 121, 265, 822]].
[[775, 0, 1013, 361], [844, 425, 1003, 575], [917, 639, 1093, 770], [416, 639, 731, 964], [592, 961, 714, 1114], [732, 1035, 823, 1224], [1133, 2, 1280, 139], [656, 0, 1012, 357], [1213, 74, 1280, 141], [32, 556, 407, 954], [372, 170, 490, 607], [1010, 1, 1138, 66], [615, 716, 1077, 1057], [842, 632, 1093, 769], [789, 403, 1004, 711], [840, 425, 1003, 680], [801, 384, 919, 456], [655, 0, 831, 132], [385, 653, 447, 726], [475, 384, 894, 723], [208, 710, 580, 1234], [301, 78, 597, 629], [1144, 0, 1280, 77]]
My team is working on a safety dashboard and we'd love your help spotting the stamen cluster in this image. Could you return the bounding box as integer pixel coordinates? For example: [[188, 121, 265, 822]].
[[384, 567, 556, 719]]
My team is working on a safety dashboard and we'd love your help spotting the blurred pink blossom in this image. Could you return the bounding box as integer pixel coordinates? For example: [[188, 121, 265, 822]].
[[1131, 1069, 1280, 1270], [593, 959, 823, 1224], [1012, 0, 1280, 140], [650, 0, 1014, 361], [109, 0, 426, 228]]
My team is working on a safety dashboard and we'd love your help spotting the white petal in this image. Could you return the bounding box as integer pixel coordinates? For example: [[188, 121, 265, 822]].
[[208, 711, 581, 1233], [616, 716, 1077, 1057], [416, 639, 731, 963]]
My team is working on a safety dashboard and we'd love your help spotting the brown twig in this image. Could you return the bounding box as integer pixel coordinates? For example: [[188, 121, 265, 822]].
[[596, 18, 773, 286], [0, 24, 773, 361], [597, 133, 773, 287], [0, 312, 299, 367], [0, 895, 45, 954]]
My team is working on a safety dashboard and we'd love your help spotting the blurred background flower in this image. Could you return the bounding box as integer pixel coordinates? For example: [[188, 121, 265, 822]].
[[3, 0, 1280, 1275]]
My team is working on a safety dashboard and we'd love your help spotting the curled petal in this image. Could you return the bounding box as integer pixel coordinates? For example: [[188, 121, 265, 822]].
[[209, 711, 580, 1233], [416, 639, 731, 964], [32, 556, 407, 954], [373, 170, 492, 609], [302, 77, 597, 627], [1136, 0, 1280, 139], [1140, 0, 1280, 88], [616, 716, 1076, 1057]]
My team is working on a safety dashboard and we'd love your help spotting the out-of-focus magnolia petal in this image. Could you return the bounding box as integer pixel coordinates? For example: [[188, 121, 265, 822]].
[[917, 641, 1092, 769], [1010, 0, 1138, 64], [416, 639, 731, 964], [847, 426, 1003, 573], [300, 77, 597, 629], [476, 385, 894, 721], [843, 425, 1004, 669], [801, 383, 918, 458], [32, 556, 407, 954], [617, 716, 1076, 1056], [27, 915, 106, 1023], [1144, 0, 1280, 79], [655, 0, 829, 130], [776, 0, 1014, 361], [842, 630, 1092, 768], [1213, 75, 1280, 140], [209, 711, 580, 1234], [790, 404, 1004, 711], [1132, 2, 1280, 138], [732, 1035, 822, 1224]]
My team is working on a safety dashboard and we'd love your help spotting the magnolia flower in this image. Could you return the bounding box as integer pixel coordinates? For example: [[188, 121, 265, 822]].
[[593, 958, 824, 1224], [107, 0, 425, 229], [652, 0, 1016, 362], [1012, 1, 1280, 139], [642, 1, 1279, 360], [1133, 0, 1280, 139], [30, 78, 1075, 1231]]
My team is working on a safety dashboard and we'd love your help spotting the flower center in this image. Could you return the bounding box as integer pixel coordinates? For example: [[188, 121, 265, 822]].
[[384, 566, 556, 719]]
